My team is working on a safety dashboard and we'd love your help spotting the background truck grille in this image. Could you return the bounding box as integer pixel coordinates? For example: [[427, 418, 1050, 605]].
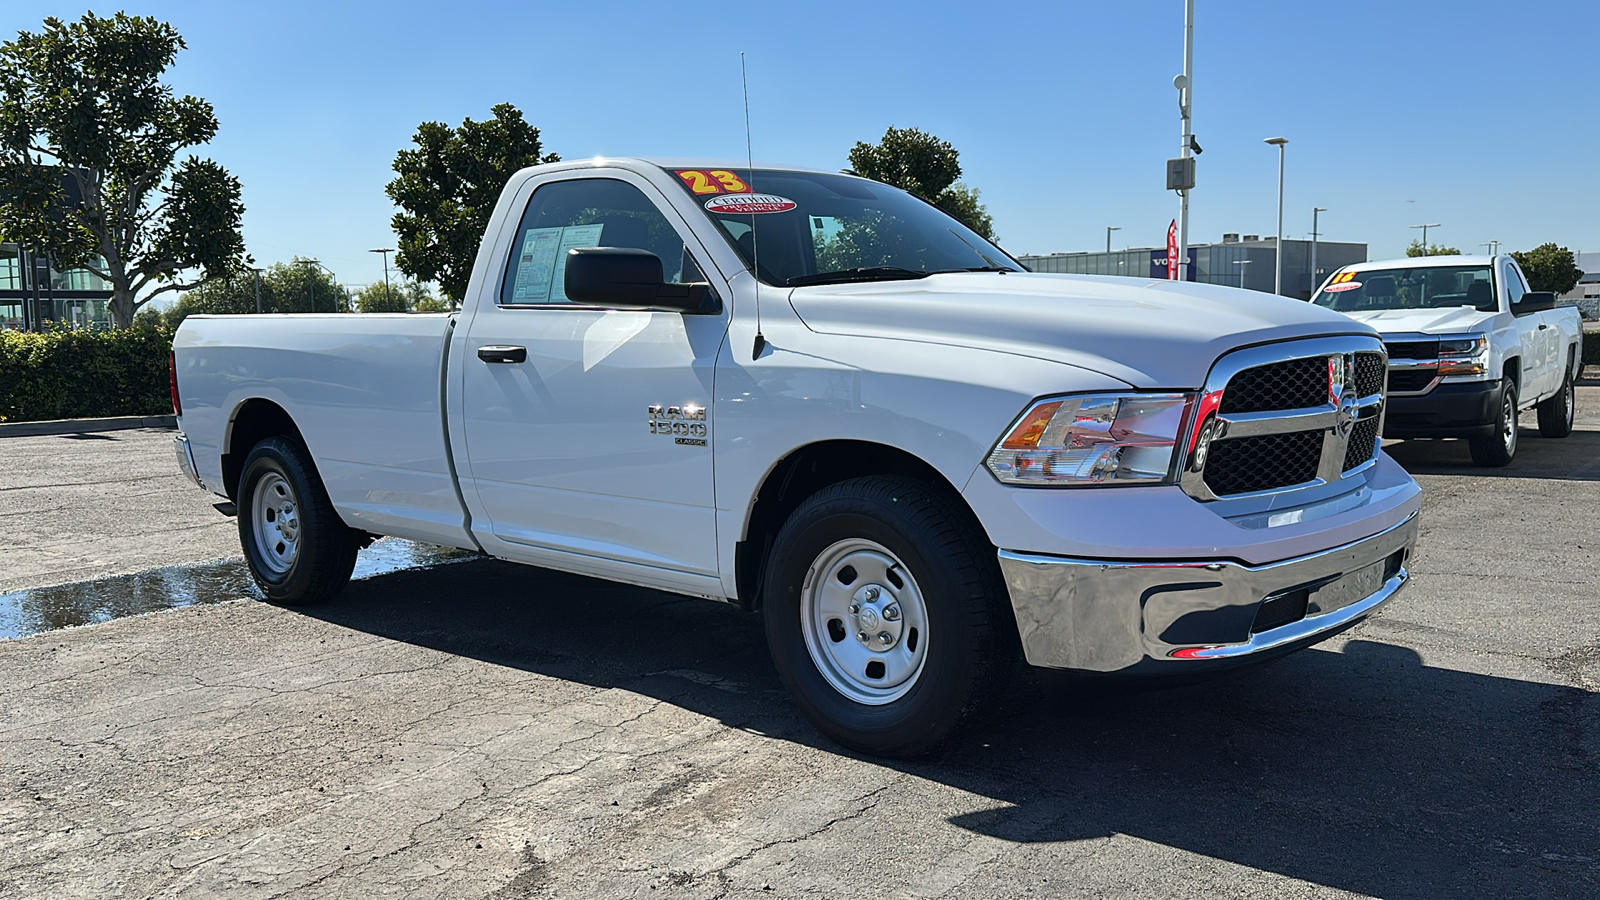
[[1387, 369, 1437, 393], [1343, 417, 1381, 471], [1219, 357, 1327, 414], [1204, 430, 1324, 496], [1384, 339, 1439, 361]]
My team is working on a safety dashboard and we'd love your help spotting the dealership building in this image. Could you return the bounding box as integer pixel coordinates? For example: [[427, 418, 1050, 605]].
[[1, 166, 114, 331], [1018, 234, 1368, 300]]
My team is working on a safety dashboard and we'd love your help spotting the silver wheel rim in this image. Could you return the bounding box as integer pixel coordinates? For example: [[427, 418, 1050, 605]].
[[800, 538, 930, 706], [1502, 389, 1517, 455], [251, 472, 300, 577]]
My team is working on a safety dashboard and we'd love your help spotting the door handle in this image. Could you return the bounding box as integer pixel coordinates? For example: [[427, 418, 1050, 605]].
[[477, 345, 527, 364], [1538, 324, 1548, 331]]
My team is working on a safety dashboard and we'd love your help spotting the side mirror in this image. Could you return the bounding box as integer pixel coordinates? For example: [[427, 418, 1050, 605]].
[[1518, 291, 1556, 313], [564, 247, 718, 314]]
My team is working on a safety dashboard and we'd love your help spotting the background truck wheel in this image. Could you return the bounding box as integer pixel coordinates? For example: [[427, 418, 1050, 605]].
[[1469, 378, 1518, 467], [762, 475, 1005, 758], [1536, 370, 1575, 438], [237, 436, 358, 605]]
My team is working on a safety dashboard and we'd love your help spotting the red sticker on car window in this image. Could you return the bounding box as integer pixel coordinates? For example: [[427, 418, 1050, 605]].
[[704, 193, 796, 215], [1323, 282, 1362, 293]]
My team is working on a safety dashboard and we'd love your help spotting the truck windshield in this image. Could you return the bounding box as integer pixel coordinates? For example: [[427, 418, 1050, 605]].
[[1312, 265, 1496, 313], [668, 167, 1021, 287]]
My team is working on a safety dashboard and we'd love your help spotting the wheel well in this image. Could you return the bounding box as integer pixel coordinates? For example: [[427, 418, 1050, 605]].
[[734, 440, 981, 610], [222, 399, 305, 500], [1503, 357, 1520, 389]]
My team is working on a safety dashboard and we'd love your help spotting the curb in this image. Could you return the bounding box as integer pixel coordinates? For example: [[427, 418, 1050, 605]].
[[0, 415, 177, 438]]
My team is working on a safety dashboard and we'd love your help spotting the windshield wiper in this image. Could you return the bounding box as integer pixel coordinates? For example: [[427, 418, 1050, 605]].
[[936, 266, 1018, 274], [786, 266, 932, 287]]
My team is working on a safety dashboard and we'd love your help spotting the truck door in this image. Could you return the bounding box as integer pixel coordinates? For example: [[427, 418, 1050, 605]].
[[1503, 259, 1551, 399], [457, 173, 728, 593]]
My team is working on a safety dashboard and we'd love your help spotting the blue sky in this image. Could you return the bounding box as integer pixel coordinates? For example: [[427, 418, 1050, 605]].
[[8, 1, 1598, 294]]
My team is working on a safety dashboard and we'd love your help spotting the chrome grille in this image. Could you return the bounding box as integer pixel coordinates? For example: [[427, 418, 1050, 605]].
[[1182, 337, 1388, 502]]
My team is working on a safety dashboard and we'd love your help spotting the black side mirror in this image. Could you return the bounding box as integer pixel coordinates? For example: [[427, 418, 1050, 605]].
[[1518, 291, 1556, 313], [564, 247, 718, 314]]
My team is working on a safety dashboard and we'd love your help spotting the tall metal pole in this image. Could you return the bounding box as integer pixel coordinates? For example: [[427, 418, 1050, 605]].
[[1410, 223, 1441, 253], [1177, 0, 1195, 283], [1265, 137, 1288, 295], [1105, 226, 1120, 274], [369, 248, 395, 298], [252, 267, 263, 314], [1311, 207, 1327, 297]]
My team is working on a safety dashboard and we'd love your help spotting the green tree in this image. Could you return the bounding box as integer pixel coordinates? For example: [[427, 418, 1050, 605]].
[[353, 279, 439, 313], [847, 126, 997, 240], [0, 13, 247, 328], [1510, 243, 1584, 296], [386, 104, 559, 303], [163, 261, 345, 326], [1406, 239, 1462, 257]]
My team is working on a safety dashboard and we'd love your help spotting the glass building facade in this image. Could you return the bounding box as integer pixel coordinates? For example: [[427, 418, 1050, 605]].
[[1019, 238, 1368, 300], [0, 242, 113, 330]]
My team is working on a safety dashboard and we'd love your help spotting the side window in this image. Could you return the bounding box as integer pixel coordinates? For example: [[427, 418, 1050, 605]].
[[1502, 261, 1526, 308], [499, 178, 702, 306]]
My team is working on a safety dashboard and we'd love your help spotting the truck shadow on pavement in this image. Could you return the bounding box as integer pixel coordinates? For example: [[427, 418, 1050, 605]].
[[304, 559, 1600, 900], [1385, 427, 1600, 480]]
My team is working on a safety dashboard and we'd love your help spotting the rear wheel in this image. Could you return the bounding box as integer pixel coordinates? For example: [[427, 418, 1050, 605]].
[[1536, 369, 1575, 438], [762, 476, 1006, 757], [238, 436, 358, 604], [1469, 378, 1518, 467]]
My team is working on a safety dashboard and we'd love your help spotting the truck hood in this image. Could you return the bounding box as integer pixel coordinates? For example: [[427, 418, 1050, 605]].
[[1334, 306, 1497, 336], [786, 272, 1372, 388]]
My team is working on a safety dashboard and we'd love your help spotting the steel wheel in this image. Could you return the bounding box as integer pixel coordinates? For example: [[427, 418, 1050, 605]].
[[801, 538, 930, 705], [1500, 386, 1518, 457], [250, 471, 300, 577]]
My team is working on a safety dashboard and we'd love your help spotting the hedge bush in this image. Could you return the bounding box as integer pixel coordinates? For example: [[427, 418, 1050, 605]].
[[1585, 329, 1599, 367], [0, 324, 175, 422]]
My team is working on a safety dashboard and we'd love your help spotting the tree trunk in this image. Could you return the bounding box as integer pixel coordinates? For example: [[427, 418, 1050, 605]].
[[110, 285, 136, 328]]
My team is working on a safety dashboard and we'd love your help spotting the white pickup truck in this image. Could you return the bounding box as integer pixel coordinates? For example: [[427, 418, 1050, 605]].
[[172, 158, 1421, 756], [1312, 255, 1583, 466]]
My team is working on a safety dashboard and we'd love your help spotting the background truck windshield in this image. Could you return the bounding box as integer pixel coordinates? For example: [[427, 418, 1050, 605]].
[[668, 168, 1020, 286], [1312, 265, 1496, 313]]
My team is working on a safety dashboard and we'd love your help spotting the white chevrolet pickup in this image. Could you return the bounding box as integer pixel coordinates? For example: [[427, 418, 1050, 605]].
[[1312, 255, 1583, 466], [172, 158, 1421, 755]]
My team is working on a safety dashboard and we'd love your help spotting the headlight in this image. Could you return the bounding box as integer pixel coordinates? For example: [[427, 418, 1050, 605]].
[[1436, 333, 1488, 376], [986, 393, 1193, 486]]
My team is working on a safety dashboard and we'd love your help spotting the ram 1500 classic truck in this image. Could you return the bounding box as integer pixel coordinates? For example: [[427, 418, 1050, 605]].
[[172, 158, 1422, 756], [1312, 255, 1583, 466]]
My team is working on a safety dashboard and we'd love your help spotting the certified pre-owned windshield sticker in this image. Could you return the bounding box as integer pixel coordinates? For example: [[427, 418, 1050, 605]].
[[1324, 281, 1361, 293], [705, 193, 797, 215]]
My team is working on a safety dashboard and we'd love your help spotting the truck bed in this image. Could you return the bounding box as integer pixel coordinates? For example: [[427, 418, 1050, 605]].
[[173, 313, 473, 548]]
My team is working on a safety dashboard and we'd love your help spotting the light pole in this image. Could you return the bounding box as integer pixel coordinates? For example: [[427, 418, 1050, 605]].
[[1175, 0, 1195, 282], [1233, 258, 1253, 289], [1410, 223, 1441, 254], [1310, 207, 1327, 297], [1264, 137, 1288, 295], [369, 247, 395, 297], [1105, 226, 1120, 274], [251, 266, 264, 314], [298, 257, 337, 312], [1480, 240, 1500, 257]]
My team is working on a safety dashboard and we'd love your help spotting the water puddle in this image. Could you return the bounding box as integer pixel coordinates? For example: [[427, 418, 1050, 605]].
[[0, 539, 479, 641]]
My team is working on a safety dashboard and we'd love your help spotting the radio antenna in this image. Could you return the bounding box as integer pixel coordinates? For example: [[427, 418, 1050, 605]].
[[742, 51, 766, 359]]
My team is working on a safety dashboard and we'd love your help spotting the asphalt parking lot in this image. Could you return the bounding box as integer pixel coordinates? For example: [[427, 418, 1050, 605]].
[[1, 388, 1597, 899]]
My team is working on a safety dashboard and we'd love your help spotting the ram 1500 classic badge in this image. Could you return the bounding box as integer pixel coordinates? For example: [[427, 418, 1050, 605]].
[[648, 403, 707, 446]]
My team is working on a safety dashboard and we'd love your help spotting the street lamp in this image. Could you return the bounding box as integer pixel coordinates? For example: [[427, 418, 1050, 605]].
[[251, 266, 265, 314], [369, 247, 395, 295], [1411, 223, 1442, 254], [1105, 226, 1121, 275], [297, 257, 337, 313], [1480, 240, 1500, 257], [1310, 207, 1327, 296], [1233, 258, 1253, 289], [1264, 137, 1288, 295]]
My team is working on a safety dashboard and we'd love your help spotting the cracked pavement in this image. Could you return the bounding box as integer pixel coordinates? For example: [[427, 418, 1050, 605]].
[[1, 392, 1598, 898]]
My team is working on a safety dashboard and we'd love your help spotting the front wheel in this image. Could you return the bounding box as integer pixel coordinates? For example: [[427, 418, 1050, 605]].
[[237, 436, 358, 604], [1536, 370, 1576, 438], [1469, 378, 1519, 467], [762, 476, 1006, 757]]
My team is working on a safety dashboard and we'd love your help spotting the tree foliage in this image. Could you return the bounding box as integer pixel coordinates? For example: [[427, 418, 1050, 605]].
[[847, 126, 996, 240], [1406, 240, 1461, 257], [353, 279, 440, 313], [162, 261, 347, 327], [1510, 243, 1584, 296], [0, 12, 247, 327], [386, 104, 559, 302]]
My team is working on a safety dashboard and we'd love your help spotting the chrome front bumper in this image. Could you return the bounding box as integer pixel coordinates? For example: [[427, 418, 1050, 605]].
[[997, 512, 1418, 674]]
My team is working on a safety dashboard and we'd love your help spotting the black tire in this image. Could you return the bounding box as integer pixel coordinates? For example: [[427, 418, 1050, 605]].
[[1536, 368, 1576, 438], [237, 436, 358, 605], [1469, 378, 1518, 467], [761, 475, 1007, 758]]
